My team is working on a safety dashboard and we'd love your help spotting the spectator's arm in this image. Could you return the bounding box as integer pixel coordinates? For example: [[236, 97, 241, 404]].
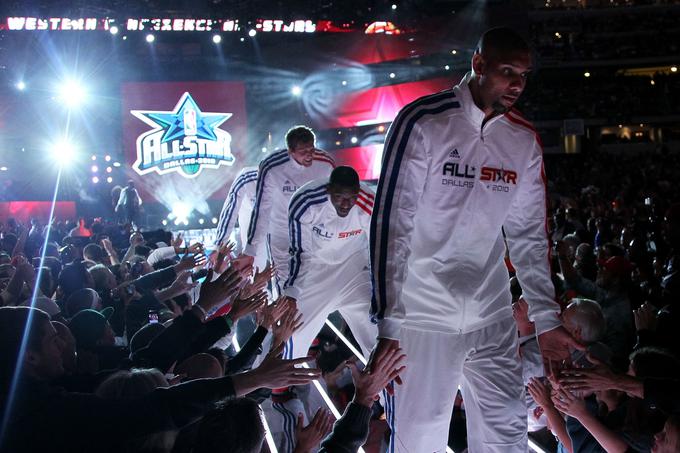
[[146, 246, 177, 266], [12, 227, 28, 258], [225, 325, 268, 374], [133, 266, 177, 292]]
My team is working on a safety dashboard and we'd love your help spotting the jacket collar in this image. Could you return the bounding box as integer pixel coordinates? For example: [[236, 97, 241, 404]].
[[454, 71, 505, 132]]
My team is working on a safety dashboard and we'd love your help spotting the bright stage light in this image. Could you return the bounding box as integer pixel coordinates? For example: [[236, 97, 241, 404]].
[[91, 165, 98, 173], [109, 25, 119, 35], [198, 218, 205, 225], [0, 167, 8, 171], [341, 80, 347, 86], [444, 65, 450, 70], [91, 155, 97, 161], [377, 125, 386, 133], [291, 85, 302, 96], [50, 140, 77, 166], [584, 71, 590, 78], [162, 219, 168, 226], [671, 66, 678, 73], [146, 34, 155, 43], [92, 176, 99, 184], [106, 167, 112, 173], [212, 34, 222, 44], [171, 202, 191, 221], [211, 217, 218, 224], [113, 162, 121, 167], [248, 29, 257, 37], [350, 136, 358, 144], [240, 37, 245, 42], [261, 147, 267, 153], [58, 80, 87, 108], [106, 176, 113, 183], [182, 220, 189, 226], [105, 155, 111, 161], [389, 72, 396, 79], [392, 4, 397, 10], [16, 81, 26, 91]]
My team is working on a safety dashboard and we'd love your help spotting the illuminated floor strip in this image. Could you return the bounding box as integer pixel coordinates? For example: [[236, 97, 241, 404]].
[[529, 437, 549, 453], [301, 362, 366, 453], [323, 319, 367, 365], [261, 412, 279, 453]]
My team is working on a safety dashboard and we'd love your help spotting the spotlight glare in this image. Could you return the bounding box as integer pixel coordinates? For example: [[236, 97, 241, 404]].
[[106, 167, 112, 173], [341, 80, 347, 86], [240, 37, 245, 42], [0, 167, 8, 171], [350, 136, 358, 144], [211, 217, 218, 224], [113, 162, 121, 167], [106, 176, 113, 183], [110, 25, 119, 35], [16, 81, 26, 91], [92, 176, 99, 184], [444, 65, 450, 70], [392, 4, 397, 10], [105, 155, 111, 161], [584, 71, 591, 77], [174, 219, 181, 226], [261, 147, 268, 152], [91, 155, 97, 161], [378, 125, 386, 133], [162, 219, 168, 226], [389, 72, 396, 79], [671, 66, 678, 72], [122, 36, 127, 40], [171, 202, 192, 220], [212, 34, 222, 44], [291, 85, 302, 96], [248, 29, 257, 37], [91, 165, 98, 173], [50, 140, 77, 166], [146, 34, 155, 43], [182, 220, 189, 226], [58, 80, 87, 108], [198, 218, 205, 225], [451, 49, 457, 55]]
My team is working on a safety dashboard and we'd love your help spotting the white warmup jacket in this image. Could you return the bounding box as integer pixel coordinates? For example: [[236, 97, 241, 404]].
[[370, 72, 562, 340], [214, 167, 258, 249], [283, 179, 374, 299], [243, 149, 334, 279]]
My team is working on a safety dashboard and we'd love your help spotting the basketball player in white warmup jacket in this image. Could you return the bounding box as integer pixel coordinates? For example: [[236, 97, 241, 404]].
[[280, 166, 377, 361], [366, 28, 583, 453], [236, 126, 334, 292]]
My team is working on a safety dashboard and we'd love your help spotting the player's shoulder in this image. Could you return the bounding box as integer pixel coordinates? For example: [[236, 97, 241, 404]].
[[502, 108, 539, 140], [398, 88, 459, 118], [289, 179, 328, 214], [234, 166, 259, 181], [312, 149, 335, 168], [259, 149, 290, 169], [355, 183, 375, 216]]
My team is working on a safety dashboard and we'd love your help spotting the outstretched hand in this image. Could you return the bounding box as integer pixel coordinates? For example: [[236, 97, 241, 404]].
[[293, 408, 334, 453], [538, 326, 585, 378]]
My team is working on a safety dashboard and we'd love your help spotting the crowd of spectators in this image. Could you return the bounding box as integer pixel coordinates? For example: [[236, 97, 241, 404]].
[[517, 73, 680, 122], [503, 148, 680, 452], [0, 215, 405, 452]]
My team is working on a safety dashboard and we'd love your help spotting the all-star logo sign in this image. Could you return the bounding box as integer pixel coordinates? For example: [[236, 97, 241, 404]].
[[131, 92, 235, 178]]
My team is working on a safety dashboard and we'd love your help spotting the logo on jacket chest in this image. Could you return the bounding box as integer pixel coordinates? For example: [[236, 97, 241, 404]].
[[313, 224, 333, 239], [282, 179, 298, 194], [441, 161, 476, 189]]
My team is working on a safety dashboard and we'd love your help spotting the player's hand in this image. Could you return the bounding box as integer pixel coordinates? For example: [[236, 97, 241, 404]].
[[351, 347, 406, 407], [537, 326, 584, 378], [365, 338, 403, 395], [249, 343, 321, 389], [272, 306, 303, 349]]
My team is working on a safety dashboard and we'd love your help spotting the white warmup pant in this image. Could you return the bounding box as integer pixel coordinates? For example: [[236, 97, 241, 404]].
[[384, 317, 527, 453], [268, 235, 291, 297], [282, 259, 377, 361]]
